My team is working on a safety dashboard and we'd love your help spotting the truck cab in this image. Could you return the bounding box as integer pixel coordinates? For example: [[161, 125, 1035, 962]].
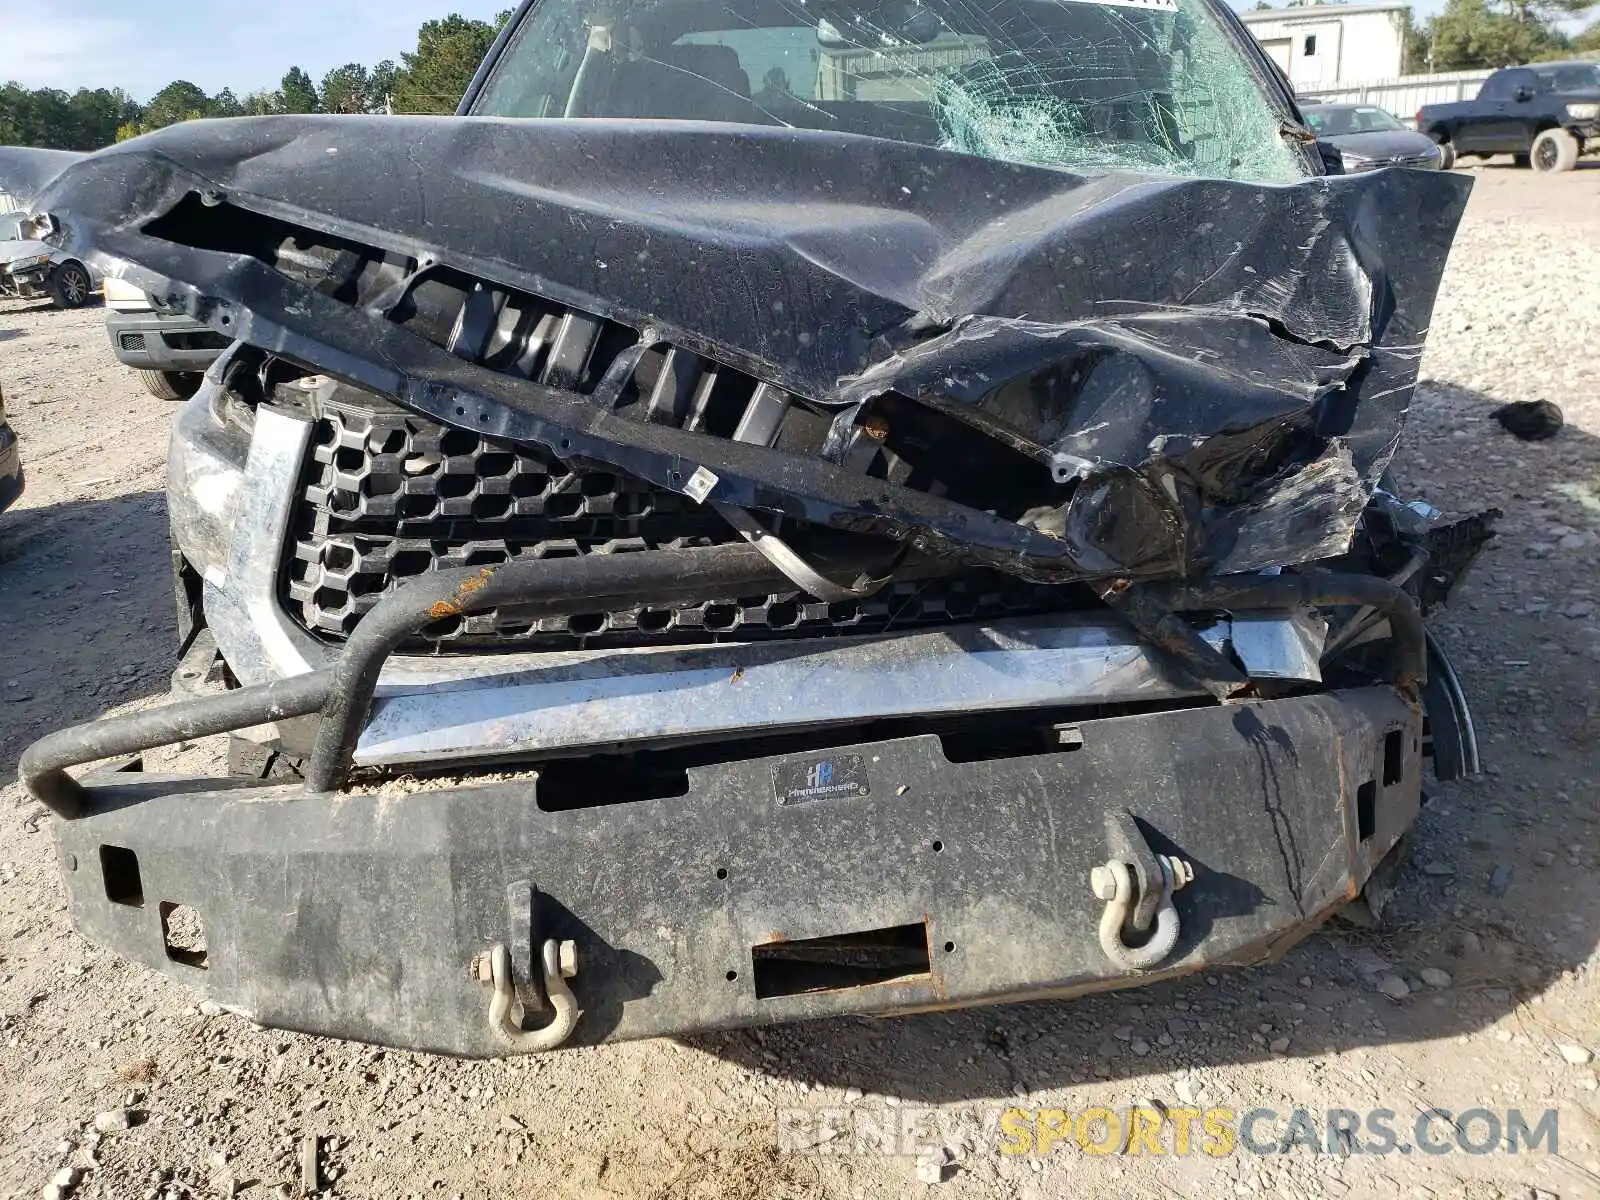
[[1419, 61, 1600, 172]]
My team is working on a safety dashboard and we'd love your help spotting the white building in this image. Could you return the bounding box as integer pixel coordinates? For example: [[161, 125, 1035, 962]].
[[1238, 2, 1411, 89]]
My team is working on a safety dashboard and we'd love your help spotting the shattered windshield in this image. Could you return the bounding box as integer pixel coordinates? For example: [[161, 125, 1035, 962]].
[[471, 0, 1305, 181]]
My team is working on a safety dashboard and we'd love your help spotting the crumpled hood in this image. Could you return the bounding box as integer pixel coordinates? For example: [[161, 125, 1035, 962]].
[[0, 116, 1471, 583]]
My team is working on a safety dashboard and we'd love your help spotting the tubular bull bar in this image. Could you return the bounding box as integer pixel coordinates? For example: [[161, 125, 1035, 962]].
[[22, 547, 1430, 1054], [23, 543, 802, 816]]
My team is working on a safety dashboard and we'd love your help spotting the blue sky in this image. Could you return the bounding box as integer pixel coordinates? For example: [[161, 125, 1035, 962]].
[[0, 1, 509, 100], [2, 0, 1512, 100]]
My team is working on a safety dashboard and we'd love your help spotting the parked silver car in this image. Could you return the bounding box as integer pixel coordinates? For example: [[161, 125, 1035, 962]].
[[1, 210, 98, 307]]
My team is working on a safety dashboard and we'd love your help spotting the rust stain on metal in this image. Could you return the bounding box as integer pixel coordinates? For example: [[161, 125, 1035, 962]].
[[428, 567, 497, 620], [861, 414, 890, 441], [924, 913, 948, 1000], [456, 567, 495, 600], [829, 973, 933, 995]]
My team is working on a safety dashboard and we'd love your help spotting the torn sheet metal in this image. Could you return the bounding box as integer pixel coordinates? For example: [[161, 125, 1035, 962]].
[[0, 119, 1470, 583], [1230, 609, 1326, 681]]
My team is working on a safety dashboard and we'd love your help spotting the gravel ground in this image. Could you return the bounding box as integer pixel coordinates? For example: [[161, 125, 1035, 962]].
[[0, 163, 1597, 1200]]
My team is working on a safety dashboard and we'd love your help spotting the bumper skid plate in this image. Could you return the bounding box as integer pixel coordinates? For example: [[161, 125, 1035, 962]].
[[52, 687, 1420, 1055]]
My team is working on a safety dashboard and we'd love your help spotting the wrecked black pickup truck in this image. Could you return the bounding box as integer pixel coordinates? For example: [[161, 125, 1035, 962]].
[[7, 0, 1492, 1056]]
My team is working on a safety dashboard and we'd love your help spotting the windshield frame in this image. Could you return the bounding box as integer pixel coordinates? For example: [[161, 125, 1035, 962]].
[[458, 0, 1316, 177]]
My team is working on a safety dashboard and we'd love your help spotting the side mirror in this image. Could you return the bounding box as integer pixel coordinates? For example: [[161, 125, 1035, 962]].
[[1513, 86, 1534, 102], [1315, 139, 1345, 175]]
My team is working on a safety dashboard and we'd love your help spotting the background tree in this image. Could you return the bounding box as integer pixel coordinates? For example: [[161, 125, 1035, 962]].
[[1497, 0, 1592, 26], [320, 63, 373, 114], [114, 80, 257, 139], [1574, 18, 1600, 50], [280, 67, 321, 114], [391, 12, 512, 114], [1423, 0, 1572, 68], [68, 89, 141, 146], [369, 60, 400, 111], [0, 9, 524, 148], [239, 89, 285, 116], [210, 88, 244, 118], [0, 84, 136, 149], [141, 80, 213, 129], [1397, 9, 1433, 71]]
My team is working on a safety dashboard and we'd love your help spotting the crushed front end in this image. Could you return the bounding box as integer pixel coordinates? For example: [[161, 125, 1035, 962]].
[[7, 0, 1495, 1053], [0, 252, 52, 300]]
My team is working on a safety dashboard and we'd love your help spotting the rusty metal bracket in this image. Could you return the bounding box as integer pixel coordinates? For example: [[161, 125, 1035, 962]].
[[504, 880, 547, 1015]]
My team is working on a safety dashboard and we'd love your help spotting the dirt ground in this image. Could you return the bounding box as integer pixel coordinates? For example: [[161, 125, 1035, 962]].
[[0, 163, 1597, 1200]]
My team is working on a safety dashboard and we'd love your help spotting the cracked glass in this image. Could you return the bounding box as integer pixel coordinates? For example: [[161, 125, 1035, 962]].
[[472, 0, 1306, 182]]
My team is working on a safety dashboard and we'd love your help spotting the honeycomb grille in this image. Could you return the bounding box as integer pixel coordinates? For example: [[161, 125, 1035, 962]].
[[281, 400, 1079, 652]]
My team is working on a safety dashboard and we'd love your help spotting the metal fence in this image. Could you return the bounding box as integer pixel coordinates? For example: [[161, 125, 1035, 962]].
[[1296, 70, 1494, 124]]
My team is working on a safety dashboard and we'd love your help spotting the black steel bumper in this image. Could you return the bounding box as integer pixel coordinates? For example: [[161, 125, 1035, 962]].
[[50, 686, 1420, 1054], [23, 545, 1435, 1054], [105, 310, 227, 373]]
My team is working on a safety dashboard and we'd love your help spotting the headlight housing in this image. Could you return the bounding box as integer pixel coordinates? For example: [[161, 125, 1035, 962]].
[[4, 254, 49, 274], [102, 275, 150, 308], [1567, 103, 1600, 121], [1339, 150, 1371, 168], [168, 382, 246, 587]]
